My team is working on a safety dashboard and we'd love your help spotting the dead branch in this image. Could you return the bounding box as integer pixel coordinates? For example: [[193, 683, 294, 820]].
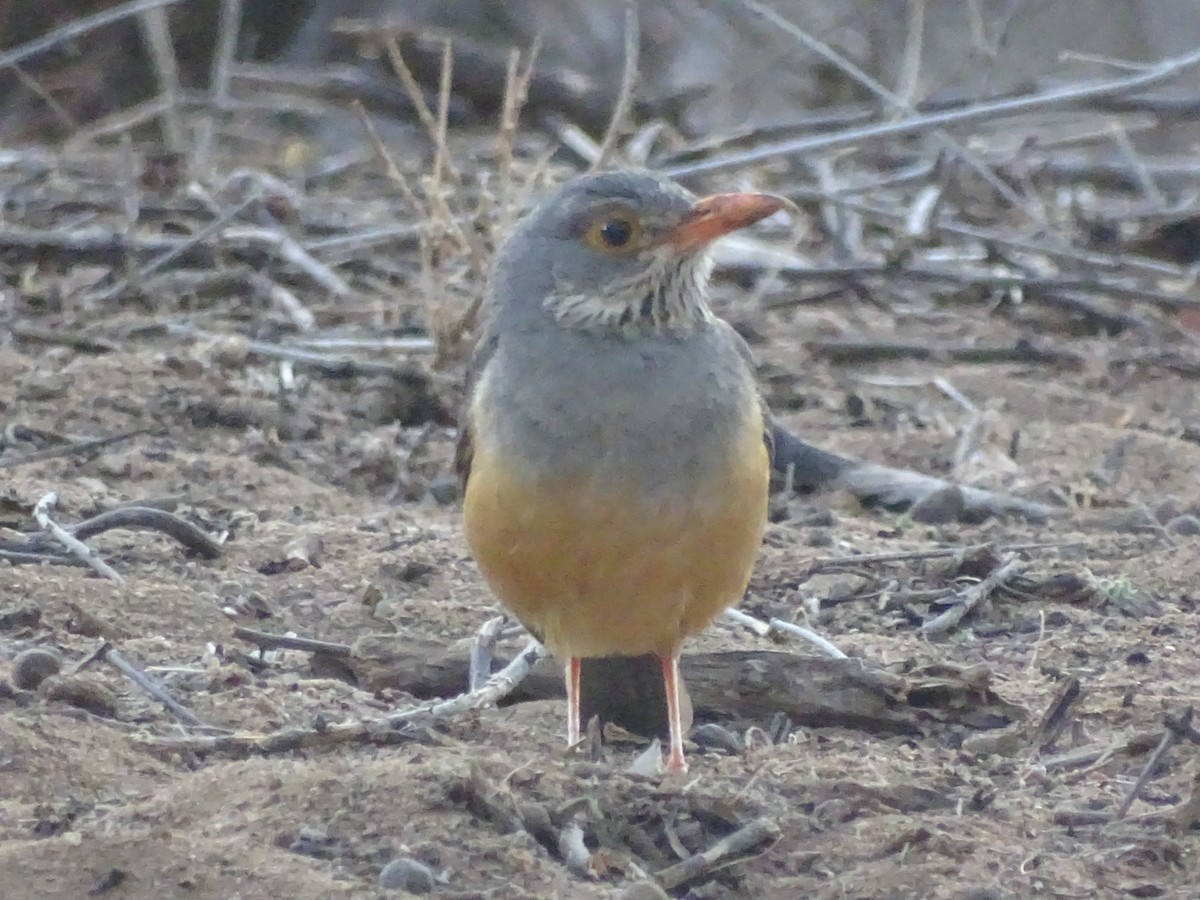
[[33, 492, 122, 582], [920, 555, 1025, 636], [143, 639, 545, 759], [1117, 706, 1195, 819], [0, 429, 146, 469], [81, 641, 210, 728], [0, 0, 182, 72], [665, 42, 1200, 178], [232, 625, 351, 656], [69, 507, 223, 559], [723, 608, 847, 659], [803, 337, 1085, 367], [656, 817, 781, 891], [590, 0, 640, 171]]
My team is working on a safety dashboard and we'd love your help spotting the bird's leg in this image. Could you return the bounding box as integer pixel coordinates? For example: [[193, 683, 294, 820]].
[[660, 653, 688, 774], [565, 656, 582, 746]]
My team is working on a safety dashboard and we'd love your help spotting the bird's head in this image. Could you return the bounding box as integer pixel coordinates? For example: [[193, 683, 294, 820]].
[[490, 171, 784, 335]]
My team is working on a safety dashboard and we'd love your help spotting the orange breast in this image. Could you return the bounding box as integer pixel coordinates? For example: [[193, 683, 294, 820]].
[[463, 424, 769, 659]]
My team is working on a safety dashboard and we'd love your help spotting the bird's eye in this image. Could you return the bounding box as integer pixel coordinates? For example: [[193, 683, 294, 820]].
[[583, 214, 643, 253]]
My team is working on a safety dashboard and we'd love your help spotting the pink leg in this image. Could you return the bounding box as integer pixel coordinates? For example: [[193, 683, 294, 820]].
[[660, 654, 688, 774], [565, 656, 581, 746]]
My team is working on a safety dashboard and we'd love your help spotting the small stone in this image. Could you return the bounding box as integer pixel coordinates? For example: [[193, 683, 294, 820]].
[[427, 475, 460, 506], [1153, 497, 1183, 524], [11, 647, 62, 690], [1165, 514, 1200, 536], [379, 856, 437, 893], [288, 825, 336, 859]]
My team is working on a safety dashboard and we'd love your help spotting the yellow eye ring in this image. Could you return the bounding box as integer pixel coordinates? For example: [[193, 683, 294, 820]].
[[583, 214, 643, 254]]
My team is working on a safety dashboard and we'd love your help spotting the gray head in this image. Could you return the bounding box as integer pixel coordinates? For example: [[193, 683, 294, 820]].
[[489, 171, 784, 335]]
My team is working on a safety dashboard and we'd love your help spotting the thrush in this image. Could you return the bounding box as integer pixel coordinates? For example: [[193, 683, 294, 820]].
[[456, 171, 783, 773]]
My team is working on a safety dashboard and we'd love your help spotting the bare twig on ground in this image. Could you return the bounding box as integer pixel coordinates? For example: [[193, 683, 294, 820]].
[[804, 337, 1086, 367], [590, 0, 640, 171], [736, 0, 1035, 218], [665, 42, 1200, 178], [163, 324, 430, 374], [135, 3, 184, 152], [920, 555, 1025, 636], [232, 626, 352, 656], [1117, 706, 1195, 819], [0, 429, 147, 469], [469, 615, 507, 691], [0, 0, 182, 72], [33, 492, 123, 582], [69, 507, 223, 559], [761, 261, 1200, 315], [83, 641, 211, 728], [809, 542, 1079, 572], [144, 639, 546, 758], [656, 817, 781, 891], [1031, 675, 1084, 753], [4, 504, 221, 566], [724, 608, 847, 660]]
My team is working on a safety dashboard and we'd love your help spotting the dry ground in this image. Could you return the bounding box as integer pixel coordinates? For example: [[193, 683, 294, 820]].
[[1, 121, 1199, 900]]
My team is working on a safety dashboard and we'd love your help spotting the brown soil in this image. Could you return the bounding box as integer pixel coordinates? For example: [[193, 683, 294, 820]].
[[1, 119, 1198, 900]]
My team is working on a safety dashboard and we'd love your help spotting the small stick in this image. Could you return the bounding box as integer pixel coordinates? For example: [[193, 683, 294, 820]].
[[468, 615, 507, 691], [1118, 707, 1195, 819], [68, 507, 223, 559], [809, 541, 1079, 571], [210, 0, 242, 107], [0, 429, 146, 470], [135, 4, 185, 153], [664, 41, 1200, 178], [656, 817, 781, 891], [723, 608, 846, 659], [93, 641, 211, 728], [247, 271, 315, 331], [383, 35, 459, 184], [164, 325, 420, 375], [920, 555, 1024, 637], [0, 0, 182, 72], [232, 626, 351, 657], [222, 225, 351, 297], [590, 0, 639, 171], [1031, 675, 1083, 753], [145, 639, 546, 758], [33, 492, 123, 583], [767, 618, 848, 660]]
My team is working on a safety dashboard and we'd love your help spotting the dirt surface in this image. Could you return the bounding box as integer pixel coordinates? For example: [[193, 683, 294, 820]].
[[2, 114, 1200, 900]]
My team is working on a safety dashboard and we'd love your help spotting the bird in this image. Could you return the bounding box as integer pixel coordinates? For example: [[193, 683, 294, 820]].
[[456, 170, 784, 773]]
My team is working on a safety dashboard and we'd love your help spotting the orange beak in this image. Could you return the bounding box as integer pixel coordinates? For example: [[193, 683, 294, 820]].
[[657, 192, 786, 252]]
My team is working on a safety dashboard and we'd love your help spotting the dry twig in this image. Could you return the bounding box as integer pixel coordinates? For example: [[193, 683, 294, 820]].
[[1117, 706, 1196, 819], [145, 639, 546, 758], [656, 817, 781, 891], [920, 555, 1025, 636], [81, 641, 211, 728], [665, 42, 1200, 178], [590, 0, 640, 171], [724, 608, 847, 660], [33, 492, 123, 582]]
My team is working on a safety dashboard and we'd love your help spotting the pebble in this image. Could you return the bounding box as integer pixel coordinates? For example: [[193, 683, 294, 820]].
[[11, 647, 62, 690], [1165, 514, 1200, 536], [379, 856, 437, 894]]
